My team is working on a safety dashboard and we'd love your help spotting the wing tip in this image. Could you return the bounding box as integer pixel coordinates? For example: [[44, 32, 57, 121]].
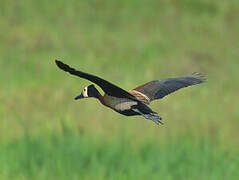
[[191, 72, 207, 83], [55, 59, 71, 72], [55, 59, 64, 68]]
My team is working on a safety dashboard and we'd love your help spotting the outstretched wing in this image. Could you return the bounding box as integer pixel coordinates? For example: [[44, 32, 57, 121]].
[[55, 60, 138, 100], [130, 73, 206, 103]]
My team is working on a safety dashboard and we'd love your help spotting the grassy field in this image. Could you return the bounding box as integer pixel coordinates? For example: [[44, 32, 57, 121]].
[[1, 0, 239, 179]]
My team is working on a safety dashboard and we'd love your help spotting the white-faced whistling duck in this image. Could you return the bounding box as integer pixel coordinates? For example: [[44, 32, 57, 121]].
[[55, 60, 206, 125]]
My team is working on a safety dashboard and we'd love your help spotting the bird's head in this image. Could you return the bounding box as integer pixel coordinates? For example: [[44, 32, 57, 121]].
[[75, 84, 101, 100]]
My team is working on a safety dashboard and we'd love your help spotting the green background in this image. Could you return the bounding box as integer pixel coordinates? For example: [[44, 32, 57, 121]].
[[0, 0, 239, 179]]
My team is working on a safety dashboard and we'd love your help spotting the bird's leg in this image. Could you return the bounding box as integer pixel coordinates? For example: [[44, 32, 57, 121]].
[[144, 113, 163, 125], [151, 113, 163, 125], [132, 109, 163, 125], [152, 118, 163, 125]]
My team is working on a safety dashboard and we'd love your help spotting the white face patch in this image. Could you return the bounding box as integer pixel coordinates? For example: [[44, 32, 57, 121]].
[[82, 87, 88, 97]]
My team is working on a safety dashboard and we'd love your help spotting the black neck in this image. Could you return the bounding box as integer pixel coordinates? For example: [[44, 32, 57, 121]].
[[93, 88, 102, 98]]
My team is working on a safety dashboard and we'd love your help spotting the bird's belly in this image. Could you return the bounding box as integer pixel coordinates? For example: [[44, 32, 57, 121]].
[[116, 109, 140, 116], [103, 94, 138, 112]]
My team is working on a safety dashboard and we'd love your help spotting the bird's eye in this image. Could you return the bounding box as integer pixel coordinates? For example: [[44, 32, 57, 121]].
[[84, 88, 86, 91]]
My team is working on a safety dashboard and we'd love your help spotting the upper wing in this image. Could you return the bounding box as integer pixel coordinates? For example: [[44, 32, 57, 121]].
[[131, 73, 206, 102], [55, 60, 138, 100]]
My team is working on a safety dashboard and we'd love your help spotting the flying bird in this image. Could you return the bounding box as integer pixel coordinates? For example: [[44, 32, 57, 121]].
[[55, 60, 205, 125]]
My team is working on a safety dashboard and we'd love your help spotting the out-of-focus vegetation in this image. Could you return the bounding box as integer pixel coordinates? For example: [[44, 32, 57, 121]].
[[0, 0, 239, 179]]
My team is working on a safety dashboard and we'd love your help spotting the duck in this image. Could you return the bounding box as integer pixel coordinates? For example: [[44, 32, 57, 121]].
[[55, 60, 206, 125]]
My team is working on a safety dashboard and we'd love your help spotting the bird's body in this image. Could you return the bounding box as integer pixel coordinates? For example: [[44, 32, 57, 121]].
[[55, 60, 205, 125], [94, 90, 161, 123]]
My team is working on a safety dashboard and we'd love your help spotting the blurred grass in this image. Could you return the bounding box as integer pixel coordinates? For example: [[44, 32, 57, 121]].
[[0, 0, 239, 179], [1, 133, 239, 180]]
